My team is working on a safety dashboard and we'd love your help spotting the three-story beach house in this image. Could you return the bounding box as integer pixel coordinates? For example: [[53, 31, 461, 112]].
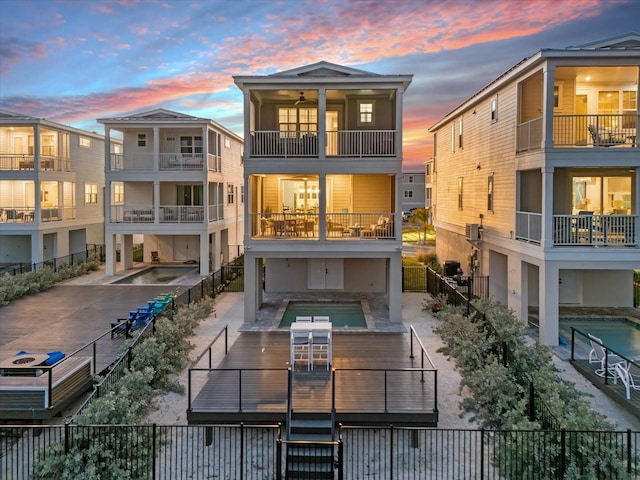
[[428, 33, 640, 345], [0, 109, 116, 268], [98, 109, 244, 276], [233, 61, 412, 323]]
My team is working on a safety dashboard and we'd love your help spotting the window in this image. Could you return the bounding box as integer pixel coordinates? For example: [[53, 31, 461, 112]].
[[240, 185, 244, 203], [79, 136, 91, 148], [278, 107, 317, 137], [404, 190, 413, 198], [113, 183, 124, 203], [407, 175, 414, 183], [357, 101, 374, 125], [491, 96, 498, 122], [451, 124, 455, 152], [85, 183, 98, 204], [553, 85, 561, 108], [224, 137, 230, 148], [137, 133, 146, 147], [457, 177, 463, 210], [487, 175, 494, 213], [425, 187, 432, 208], [227, 183, 234, 204], [180, 136, 203, 154], [458, 119, 463, 149]]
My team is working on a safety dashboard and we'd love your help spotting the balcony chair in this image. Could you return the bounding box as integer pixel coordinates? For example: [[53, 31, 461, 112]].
[[588, 333, 626, 378], [587, 125, 626, 147], [6, 209, 23, 222], [313, 316, 330, 323], [613, 363, 639, 400], [295, 316, 313, 322]]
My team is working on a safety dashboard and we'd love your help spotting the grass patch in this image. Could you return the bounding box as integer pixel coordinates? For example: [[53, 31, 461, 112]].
[[402, 227, 436, 245]]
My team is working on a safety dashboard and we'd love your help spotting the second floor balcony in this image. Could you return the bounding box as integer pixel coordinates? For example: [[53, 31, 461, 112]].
[[516, 212, 638, 247], [109, 153, 221, 172], [109, 204, 223, 225], [0, 205, 74, 224], [0, 154, 70, 172]]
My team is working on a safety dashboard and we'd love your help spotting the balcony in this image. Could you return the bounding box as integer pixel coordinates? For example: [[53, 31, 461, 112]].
[[109, 153, 215, 172], [0, 154, 70, 172], [110, 205, 205, 224], [517, 114, 638, 152], [249, 212, 397, 240], [249, 130, 396, 158], [0, 206, 72, 224], [516, 211, 637, 247]]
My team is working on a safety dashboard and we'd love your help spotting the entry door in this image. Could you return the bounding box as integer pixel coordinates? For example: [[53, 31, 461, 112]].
[[308, 258, 344, 290], [559, 270, 581, 304], [326, 111, 339, 155]]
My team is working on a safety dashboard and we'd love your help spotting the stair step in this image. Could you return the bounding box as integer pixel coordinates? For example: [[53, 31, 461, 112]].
[[288, 432, 333, 442]]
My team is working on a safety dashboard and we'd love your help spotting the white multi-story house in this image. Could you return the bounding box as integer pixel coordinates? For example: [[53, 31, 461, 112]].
[[98, 109, 244, 277], [401, 170, 426, 214], [0, 109, 116, 267], [428, 33, 640, 345], [233, 61, 412, 324]]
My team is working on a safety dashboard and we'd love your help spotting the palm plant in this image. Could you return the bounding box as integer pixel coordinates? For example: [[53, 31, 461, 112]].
[[408, 207, 432, 244]]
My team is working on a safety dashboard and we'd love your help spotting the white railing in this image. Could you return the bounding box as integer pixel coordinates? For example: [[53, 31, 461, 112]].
[[248, 130, 396, 158], [207, 153, 221, 172], [553, 214, 637, 246], [515, 211, 542, 243], [159, 153, 204, 170], [0, 154, 68, 171], [159, 205, 205, 223], [516, 117, 543, 153], [109, 152, 153, 171], [249, 212, 396, 239], [553, 114, 638, 148]]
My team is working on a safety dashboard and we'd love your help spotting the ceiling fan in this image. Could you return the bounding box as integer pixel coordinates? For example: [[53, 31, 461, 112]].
[[295, 91, 316, 105]]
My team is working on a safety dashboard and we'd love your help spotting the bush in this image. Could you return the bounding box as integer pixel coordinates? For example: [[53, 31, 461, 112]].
[[419, 253, 441, 273]]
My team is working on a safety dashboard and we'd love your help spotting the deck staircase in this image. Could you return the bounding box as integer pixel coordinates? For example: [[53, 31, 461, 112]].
[[285, 367, 337, 479]]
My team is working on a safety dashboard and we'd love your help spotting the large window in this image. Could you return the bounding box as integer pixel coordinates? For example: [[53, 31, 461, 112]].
[[598, 90, 637, 129], [113, 183, 124, 203], [572, 175, 632, 214], [457, 177, 463, 210], [279, 107, 317, 137], [85, 183, 98, 204], [177, 184, 203, 206], [180, 136, 203, 154]]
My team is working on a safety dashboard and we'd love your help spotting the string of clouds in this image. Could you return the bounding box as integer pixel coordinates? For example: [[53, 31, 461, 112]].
[[1, 0, 638, 168]]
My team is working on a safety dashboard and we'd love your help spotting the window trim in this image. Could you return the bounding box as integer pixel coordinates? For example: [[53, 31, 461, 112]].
[[357, 100, 375, 126], [79, 136, 91, 148]]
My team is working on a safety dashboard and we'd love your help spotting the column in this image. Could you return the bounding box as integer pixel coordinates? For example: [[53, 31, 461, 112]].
[[243, 252, 257, 322], [395, 89, 403, 158], [318, 88, 326, 158], [154, 181, 160, 223], [33, 124, 40, 170], [541, 65, 556, 150], [199, 232, 209, 276], [388, 253, 403, 324], [541, 166, 554, 247], [104, 127, 111, 225], [539, 263, 559, 346], [318, 173, 327, 239], [153, 127, 159, 170], [106, 233, 117, 276], [243, 90, 251, 157], [122, 234, 134, 271]]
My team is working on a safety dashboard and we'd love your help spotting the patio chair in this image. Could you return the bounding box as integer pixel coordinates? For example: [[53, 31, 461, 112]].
[[290, 330, 312, 371], [295, 316, 313, 322], [587, 125, 626, 147], [313, 316, 330, 323], [311, 329, 332, 370], [588, 333, 625, 378], [613, 363, 639, 400]]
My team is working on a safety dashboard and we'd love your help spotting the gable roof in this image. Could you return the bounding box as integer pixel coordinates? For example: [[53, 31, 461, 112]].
[[269, 61, 379, 78], [98, 108, 209, 122], [567, 32, 640, 50]]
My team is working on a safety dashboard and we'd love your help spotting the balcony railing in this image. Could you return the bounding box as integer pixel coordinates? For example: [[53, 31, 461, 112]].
[[249, 212, 396, 240], [0, 206, 72, 223], [110, 205, 206, 224], [0, 154, 70, 171], [516, 114, 638, 152], [249, 130, 396, 158], [110, 153, 208, 171], [516, 211, 638, 247]]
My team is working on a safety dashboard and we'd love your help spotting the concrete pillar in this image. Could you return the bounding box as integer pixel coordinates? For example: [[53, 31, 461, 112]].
[[199, 232, 209, 276], [122, 234, 134, 271], [388, 253, 402, 323], [541, 167, 554, 248], [106, 233, 117, 276], [539, 263, 559, 346], [243, 252, 257, 322]]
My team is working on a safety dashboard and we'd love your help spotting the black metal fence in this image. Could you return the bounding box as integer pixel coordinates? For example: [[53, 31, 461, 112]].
[[1, 424, 637, 479], [403, 265, 489, 300], [0, 244, 105, 276]]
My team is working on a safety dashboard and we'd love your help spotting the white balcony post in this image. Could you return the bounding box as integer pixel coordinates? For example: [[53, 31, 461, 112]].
[[153, 127, 159, 171], [154, 180, 160, 224], [34, 124, 40, 169], [318, 173, 327, 239], [539, 264, 559, 346], [318, 89, 326, 158], [243, 90, 251, 158], [541, 166, 554, 247], [541, 65, 556, 150], [395, 89, 404, 158]]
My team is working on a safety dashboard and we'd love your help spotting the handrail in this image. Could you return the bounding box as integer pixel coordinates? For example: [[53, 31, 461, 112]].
[[409, 325, 437, 370], [191, 325, 228, 368]]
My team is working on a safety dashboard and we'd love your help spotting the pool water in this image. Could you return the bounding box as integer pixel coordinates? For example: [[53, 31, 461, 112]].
[[113, 266, 198, 285], [280, 301, 367, 328], [559, 317, 640, 358]]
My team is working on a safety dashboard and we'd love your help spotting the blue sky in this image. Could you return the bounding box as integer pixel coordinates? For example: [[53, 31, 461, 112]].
[[0, 0, 638, 168]]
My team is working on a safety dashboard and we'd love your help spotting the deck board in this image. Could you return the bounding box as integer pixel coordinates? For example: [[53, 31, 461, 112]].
[[188, 331, 438, 426]]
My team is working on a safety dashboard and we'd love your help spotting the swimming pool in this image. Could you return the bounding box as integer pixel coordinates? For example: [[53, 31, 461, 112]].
[[113, 266, 199, 285], [280, 301, 368, 328], [559, 317, 640, 358]]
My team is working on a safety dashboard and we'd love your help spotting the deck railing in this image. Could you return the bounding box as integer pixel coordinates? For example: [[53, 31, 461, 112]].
[[109, 205, 206, 224], [249, 212, 397, 239], [0, 154, 70, 171], [1, 424, 637, 479], [249, 129, 396, 157]]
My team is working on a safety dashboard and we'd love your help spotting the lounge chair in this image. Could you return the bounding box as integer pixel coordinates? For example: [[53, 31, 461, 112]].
[[290, 330, 312, 371], [588, 333, 625, 378], [613, 363, 639, 400], [587, 125, 626, 147], [295, 316, 313, 323], [311, 328, 332, 370]]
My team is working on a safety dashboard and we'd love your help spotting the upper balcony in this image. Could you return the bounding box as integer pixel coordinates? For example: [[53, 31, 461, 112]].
[[0, 126, 71, 172], [109, 152, 220, 172], [516, 65, 638, 154]]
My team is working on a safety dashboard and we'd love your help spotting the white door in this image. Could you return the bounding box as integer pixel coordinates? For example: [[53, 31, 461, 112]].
[[559, 269, 581, 304], [307, 258, 344, 290]]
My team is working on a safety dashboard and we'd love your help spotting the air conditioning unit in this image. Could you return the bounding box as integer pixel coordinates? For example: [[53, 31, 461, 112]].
[[466, 223, 481, 241]]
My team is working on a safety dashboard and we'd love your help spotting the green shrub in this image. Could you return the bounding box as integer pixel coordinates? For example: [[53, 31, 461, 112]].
[[420, 253, 441, 273]]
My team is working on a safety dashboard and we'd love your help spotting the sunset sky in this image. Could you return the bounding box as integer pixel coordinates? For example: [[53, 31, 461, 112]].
[[1, 0, 638, 169]]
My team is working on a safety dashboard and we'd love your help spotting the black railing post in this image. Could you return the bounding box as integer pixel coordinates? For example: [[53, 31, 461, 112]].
[[570, 328, 575, 361], [187, 370, 192, 411], [93, 342, 97, 374], [276, 438, 282, 480], [384, 370, 388, 413], [389, 424, 394, 480], [152, 423, 157, 480], [529, 382, 535, 422], [627, 428, 632, 475], [401, 266, 405, 292], [47, 369, 53, 408], [480, 429, 485, 480], [560, 429, 566, 479], [338, 439, 344, 480], [238, 370, 242, 412], [64, 422, 70, 454], [208, 347, 212, 369], [224, 326, 228, 355], [240, 423, 244, 480]]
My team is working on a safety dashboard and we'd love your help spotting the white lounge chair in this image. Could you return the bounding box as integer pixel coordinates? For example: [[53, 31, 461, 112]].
[[311, 329, 332, 370], [290, 329, 312, 371], [295, 316, 312, 323], [313, 316, 330, 323], [588, 334, 625, 378], [613, 363, 639, 400]]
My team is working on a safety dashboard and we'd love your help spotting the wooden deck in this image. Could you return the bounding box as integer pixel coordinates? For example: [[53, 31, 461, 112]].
[[188, 331, 438, 426]]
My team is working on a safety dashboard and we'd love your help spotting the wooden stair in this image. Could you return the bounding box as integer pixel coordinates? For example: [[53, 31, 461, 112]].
[[286, 414, 335, 479]]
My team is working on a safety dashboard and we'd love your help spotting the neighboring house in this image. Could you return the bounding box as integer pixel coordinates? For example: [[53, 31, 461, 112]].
[[424, 159, 433, 209], [233, 61, 412, 323], [98, 109, 244, 277], [401, 170, 426, 213], [428, 33, 640, 346], [0, 109, 115, 267]]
